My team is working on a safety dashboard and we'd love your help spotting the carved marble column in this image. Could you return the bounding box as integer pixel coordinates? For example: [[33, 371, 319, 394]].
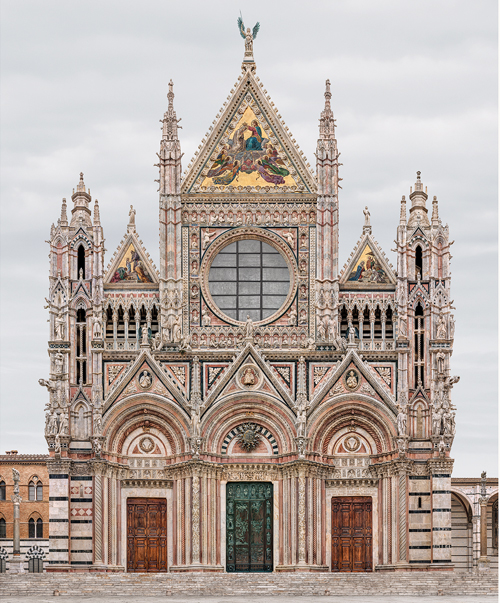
[[8, 469, 24, 574], [297, 470, 307, 566]]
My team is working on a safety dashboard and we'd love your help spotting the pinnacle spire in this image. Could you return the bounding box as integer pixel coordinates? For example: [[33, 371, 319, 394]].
[[162, 80, 181, 141], [319, 79, 335, 139], [408, 171, 429, 228], [400, 195, 407, 225], [432, 195, 440, 226], [70, 171, 92, 227], [60, 198, 68, 227], [93, 199, 101, 226]]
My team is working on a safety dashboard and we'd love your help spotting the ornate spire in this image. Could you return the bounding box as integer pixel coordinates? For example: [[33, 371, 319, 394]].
[[161, 80, 181, 142], [400, 195, 407, 225], [60, 198, 68, 227], [70, 172, 92, 227], [408, 171, 430, 228], [93, 199, 101, 226], [431, 195, 440, 226], [319, 79, 335, 139]]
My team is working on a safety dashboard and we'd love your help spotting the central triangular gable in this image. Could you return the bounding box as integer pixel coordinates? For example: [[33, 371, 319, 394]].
[[182, 71, 316, 195]]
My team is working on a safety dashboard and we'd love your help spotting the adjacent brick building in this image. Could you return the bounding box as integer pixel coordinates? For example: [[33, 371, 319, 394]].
[[0, 452, 49, 571]]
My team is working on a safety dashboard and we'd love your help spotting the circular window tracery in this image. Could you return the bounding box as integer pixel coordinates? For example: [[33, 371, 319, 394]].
[[208, 238, 291, 324]]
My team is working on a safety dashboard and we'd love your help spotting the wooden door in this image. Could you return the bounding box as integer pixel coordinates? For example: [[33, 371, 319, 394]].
[[332, 496, 372, 572], [127, 498, 167, 572]]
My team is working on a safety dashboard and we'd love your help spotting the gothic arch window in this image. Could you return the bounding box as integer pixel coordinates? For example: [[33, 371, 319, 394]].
[[0, 481, 5, 500], [77, 244, 86, 279], [374, 307, 382, 339], [105, 306, 113, 339], [150, 305, 159, 337], [76, 308, 87, 384], [385, 307, 393, 338], [415, 245, 423, 279], [0, 517, 5, 539], [414, 303, 425, 386], [29, 479, 43, 501], [116, 306, 125, 339], [340, 305, 348, 338], [28, 517, 43, 539], [128, 307, 137, 340], [362, 307, 370, 339]]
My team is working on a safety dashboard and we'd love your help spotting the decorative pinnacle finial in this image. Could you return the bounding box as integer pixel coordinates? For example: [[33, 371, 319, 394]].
[[319, 79, 335, 139], [167, 79, 174, 108], [325, 79, 332, 103], [363, 206, 372, 234]]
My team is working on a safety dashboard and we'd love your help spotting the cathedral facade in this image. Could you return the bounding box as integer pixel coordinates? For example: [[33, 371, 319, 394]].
[[41, 37, 459, 573]]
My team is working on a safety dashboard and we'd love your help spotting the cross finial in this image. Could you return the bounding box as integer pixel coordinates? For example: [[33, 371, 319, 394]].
[[416, 171, 421, 180]]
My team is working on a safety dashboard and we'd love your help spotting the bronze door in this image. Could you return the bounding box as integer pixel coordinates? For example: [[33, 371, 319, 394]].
[[332, 496, 372, 572], [226, 482, 273, 572], [127, 498, 167, 572]]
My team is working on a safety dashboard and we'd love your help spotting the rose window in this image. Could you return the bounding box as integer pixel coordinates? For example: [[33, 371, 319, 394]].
[[208, 239, 290, 322]]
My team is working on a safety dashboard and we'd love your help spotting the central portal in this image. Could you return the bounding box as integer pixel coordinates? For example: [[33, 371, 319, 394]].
[[226, 482, 273, 572]]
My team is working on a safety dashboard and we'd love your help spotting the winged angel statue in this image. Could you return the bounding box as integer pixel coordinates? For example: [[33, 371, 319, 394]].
[[238, 16, 260, 60]]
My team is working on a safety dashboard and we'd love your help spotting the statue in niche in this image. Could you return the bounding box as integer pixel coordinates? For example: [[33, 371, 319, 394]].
[[172, 315, 182, 343], [54, 353, 64, 375], [54, 308, 66, 341], [346, 370, 359, 390], [92, 315, 102, 339], [141, 325, 149, 346], [295, 407, 307, 437], [436, 351, 446, 375], [93, 414, 102, 435], [396, 404, 407, 436], [201, 307, 211, 327], [436, 311, 447, 339], [317, 316, 326, 341], [287, 306, 297, 326], [327, 315, 337, 342], [432, 407, 443, 436]]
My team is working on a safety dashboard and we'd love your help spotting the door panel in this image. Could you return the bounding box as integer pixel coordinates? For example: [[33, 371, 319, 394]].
[[331, 496, 372, 572], [127, 498, 168, 572], [226, 482, 273, 572]]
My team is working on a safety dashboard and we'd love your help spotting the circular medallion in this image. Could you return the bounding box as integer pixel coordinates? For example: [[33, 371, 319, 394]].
[[236, 423, 261, 452], [138, 370, 152, 390], [139, 436, 155, 453], [343, 435, 361, 453], [344, 369, 360, 391], [236, 364, 263, 390]]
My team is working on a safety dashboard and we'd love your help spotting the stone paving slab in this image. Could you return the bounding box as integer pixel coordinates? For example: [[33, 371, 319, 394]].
[[1, 597, 497, 603]]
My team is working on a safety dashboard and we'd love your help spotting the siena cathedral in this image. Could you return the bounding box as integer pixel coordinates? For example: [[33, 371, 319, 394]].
[[40, 29, 461, 574]]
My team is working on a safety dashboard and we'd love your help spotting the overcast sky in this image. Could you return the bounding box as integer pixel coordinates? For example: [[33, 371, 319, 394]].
[[0, 0, 497, 476]]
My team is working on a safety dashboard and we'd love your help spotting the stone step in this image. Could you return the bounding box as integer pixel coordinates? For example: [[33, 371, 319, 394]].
[[0, 571, 497, 597]]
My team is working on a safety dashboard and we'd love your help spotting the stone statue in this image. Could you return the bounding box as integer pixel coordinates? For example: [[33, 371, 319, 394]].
[[92, 438, 101, 455], [317, 316, 326, 340], [363, 206, 371, 227], [436, 311, 447, 339], [39, 378, 57, 395], [201, 307, 211, 327], [449, 314, 455, 339], [327, 315, 336, 342], [284, 231, 294, 246], [54, 309, 65, 341], [396, 404, 407, 436], [47, 414, 58, 436], [58, 413, 69, 435], [295, 407, 307, 437], [436, 351, 446, 375], [432, 408, 442, 436], [93, 414, 102, 435], [172, 315, 182, 343], [245, 315, 254, 338], [396, 438, 407, 454], [12, 469, 20, 495], [346, 370, 358, 390], [442, 410, 456, 435], [238, 17, 260, 58], [141, 325, 149, 346], [129, 205, 136, 227], [54, 353, 64, 375], [179, 333, 191, 352], [288, 306, 297, 326], [54, 434, 61, 454], [190, 403, 201, 437], [153, 332, 163, 351], [92, 315, 102, 339]]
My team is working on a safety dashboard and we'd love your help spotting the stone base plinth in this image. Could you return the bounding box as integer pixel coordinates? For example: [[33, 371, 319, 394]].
[[477, 556, 491, 570], [7, 556, 24, 574]]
